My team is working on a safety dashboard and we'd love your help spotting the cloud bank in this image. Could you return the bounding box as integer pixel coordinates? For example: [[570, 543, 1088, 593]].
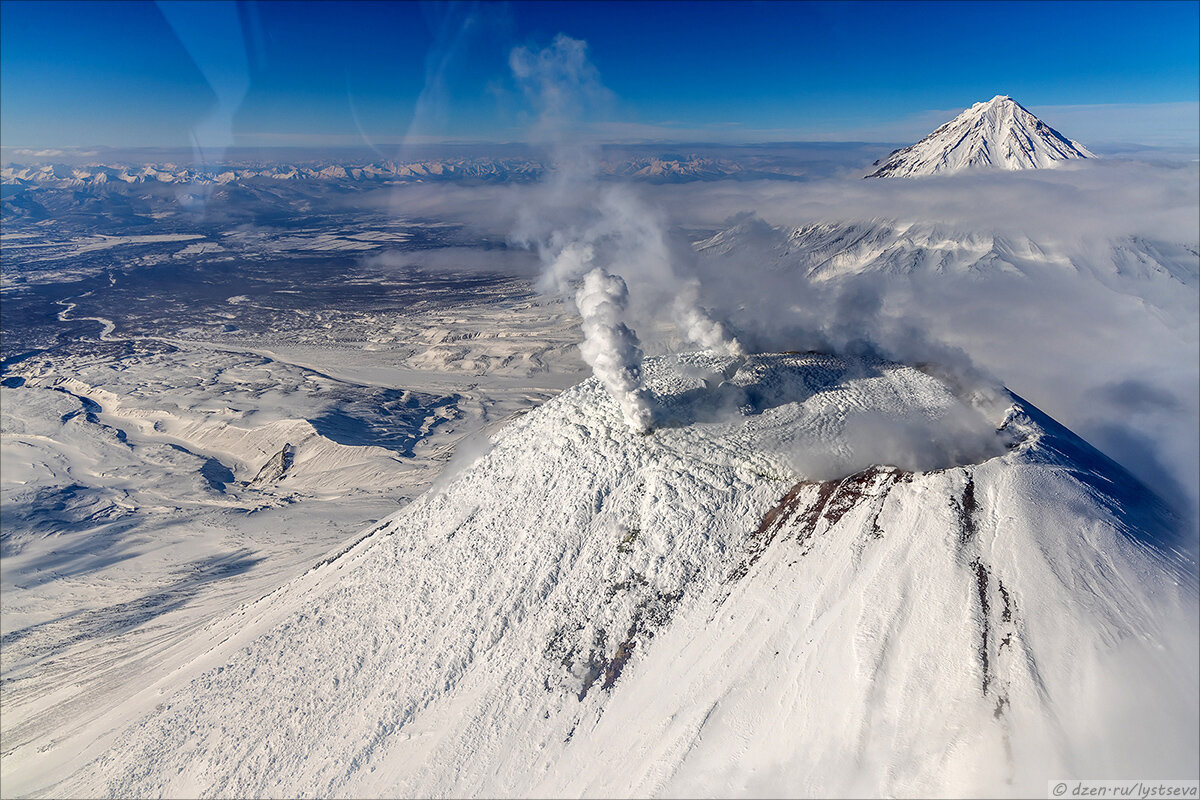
[[372, 31, 1198, 552]]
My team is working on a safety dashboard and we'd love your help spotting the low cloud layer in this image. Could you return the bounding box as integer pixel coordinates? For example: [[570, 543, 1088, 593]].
[[366, 30, 1198, 553], [669, 166, 1198, 551], [377, 158, 1198, 248], [380, 158, 1198, 553], [643, 159, 1200, 244]]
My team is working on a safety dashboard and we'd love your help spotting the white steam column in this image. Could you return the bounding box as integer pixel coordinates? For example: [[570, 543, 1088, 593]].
[[576, 268, 654, 433]]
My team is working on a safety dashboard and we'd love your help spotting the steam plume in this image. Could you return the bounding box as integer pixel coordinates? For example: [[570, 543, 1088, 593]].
[[509, 35, 744, 431], [508, 36, 656, 430], [576, 268, 654, 432], [674, 284, 746, 358]]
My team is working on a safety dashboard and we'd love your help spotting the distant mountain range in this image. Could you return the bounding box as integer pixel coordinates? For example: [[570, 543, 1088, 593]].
[[0, 98, 1108, 191], [0, 154, 802, 188]]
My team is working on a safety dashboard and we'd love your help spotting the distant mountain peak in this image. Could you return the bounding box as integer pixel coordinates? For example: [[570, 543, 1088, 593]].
[[867, 95, 1094, 178]]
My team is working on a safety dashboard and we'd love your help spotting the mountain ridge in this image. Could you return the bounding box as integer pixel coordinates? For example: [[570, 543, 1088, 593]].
[[0, 154, 781, 188]]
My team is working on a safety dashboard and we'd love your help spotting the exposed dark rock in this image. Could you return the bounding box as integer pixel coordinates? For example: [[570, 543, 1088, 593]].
[[251, 443, 294, 485]]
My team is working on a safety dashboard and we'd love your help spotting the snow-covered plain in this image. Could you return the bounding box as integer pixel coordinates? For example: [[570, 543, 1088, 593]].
[[10, 353, 1195, 798]]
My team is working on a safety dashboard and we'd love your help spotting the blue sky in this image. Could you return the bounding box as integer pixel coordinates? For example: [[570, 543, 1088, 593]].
[[2, 0, 1197, 150]]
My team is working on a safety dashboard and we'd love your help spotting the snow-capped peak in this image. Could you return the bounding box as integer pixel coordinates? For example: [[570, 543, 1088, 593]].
[[867, 95, 1095, 178]]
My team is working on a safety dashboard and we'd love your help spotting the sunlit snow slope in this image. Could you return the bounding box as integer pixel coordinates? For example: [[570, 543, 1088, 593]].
[[22, 353, 1198, 799], [867, 95, 1094, 178]]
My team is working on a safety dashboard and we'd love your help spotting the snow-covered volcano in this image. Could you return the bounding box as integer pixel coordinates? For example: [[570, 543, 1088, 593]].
[[867, 95, 1095, 178], [20, 353, 1197, 798]]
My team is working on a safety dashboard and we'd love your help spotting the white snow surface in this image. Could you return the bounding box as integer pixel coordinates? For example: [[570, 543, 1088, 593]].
[[867, 96, 1095, 178], [15, 353, 1198, 798]]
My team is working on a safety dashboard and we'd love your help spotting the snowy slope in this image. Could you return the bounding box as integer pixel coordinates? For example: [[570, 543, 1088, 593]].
[[867, 96, 1094, 178], [16, 352, 1195, 799]]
